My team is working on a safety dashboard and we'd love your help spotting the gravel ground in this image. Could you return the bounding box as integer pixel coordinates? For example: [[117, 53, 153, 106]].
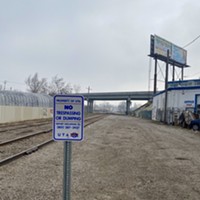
[[0, 123, 51, 142], [1, 115, 200, 200], [0, 132, 52, 160]]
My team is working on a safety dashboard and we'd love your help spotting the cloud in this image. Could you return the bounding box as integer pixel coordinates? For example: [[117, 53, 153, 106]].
[[0, 0, 199, 93]]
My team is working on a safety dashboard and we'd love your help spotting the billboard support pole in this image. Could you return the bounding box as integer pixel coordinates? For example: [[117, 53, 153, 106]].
[[164, 50, 170, 124], [153, 57, 157, 94], [181, 66, 184, 80], [172, 63, 175, 81]]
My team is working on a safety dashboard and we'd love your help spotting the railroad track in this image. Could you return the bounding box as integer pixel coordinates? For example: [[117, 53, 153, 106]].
[[0, 124, 52, 142], [0, 119, 52, 133], [0, 114, 106, 166]]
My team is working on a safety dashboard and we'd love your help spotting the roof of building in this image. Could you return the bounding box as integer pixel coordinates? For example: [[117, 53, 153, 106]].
[[154, 79, 200, 97], [0, 90, 53, 107]]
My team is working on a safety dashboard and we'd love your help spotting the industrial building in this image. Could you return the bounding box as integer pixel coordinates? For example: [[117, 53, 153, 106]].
[[0, 90, 53, 123], [152, 79, 200, 124]]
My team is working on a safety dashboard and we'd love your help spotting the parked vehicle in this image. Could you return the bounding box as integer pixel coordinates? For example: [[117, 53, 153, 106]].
[[189, 119, 200, 131]]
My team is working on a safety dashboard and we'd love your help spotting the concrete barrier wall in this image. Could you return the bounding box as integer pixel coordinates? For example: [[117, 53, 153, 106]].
[[0, 106, 53, 123]]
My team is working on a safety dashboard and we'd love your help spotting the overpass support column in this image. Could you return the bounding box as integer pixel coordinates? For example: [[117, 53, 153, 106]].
[[88, 99, 94, 113], [126, 98, 131, 115]]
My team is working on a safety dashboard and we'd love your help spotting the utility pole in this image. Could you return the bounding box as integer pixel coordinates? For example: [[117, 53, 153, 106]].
[[86, 86, 92, 113], [3, 80, 7, 90], [87, 86, 92, 94]]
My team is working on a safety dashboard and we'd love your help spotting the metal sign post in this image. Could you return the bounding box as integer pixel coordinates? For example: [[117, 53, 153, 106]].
[[53, 95, 84, 200], [63, 141, 72, 200]]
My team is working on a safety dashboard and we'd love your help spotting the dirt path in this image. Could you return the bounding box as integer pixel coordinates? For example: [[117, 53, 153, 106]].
[[1, 115, 200, 200]]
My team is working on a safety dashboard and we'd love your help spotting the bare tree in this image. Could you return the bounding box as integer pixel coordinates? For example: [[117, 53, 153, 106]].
[[25, 73, 48, 93], [118, 101, 126, 113], [132, 102, 142, 111], [73, 84, 81, 93], [25, 73, 80, 95], [63, 83, 73, 94], [48, 75, 73, 96], [99, 102, 114, 113], [0, 84, 3, 91]]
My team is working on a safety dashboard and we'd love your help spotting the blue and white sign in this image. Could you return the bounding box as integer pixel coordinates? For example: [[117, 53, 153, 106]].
[[53, 95, 84, 141], [184, 100, 195, 108]]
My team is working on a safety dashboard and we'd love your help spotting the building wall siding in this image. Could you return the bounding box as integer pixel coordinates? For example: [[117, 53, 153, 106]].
[[0, 106, 53, 123]]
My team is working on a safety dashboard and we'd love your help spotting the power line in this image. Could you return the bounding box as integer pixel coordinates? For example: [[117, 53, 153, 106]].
[[0, 80, 24, 85], [183, 34, 200, 48], [187, 71, 200, 78]]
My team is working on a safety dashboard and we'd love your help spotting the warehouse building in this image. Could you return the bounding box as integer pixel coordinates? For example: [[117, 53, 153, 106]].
[[152, 79, 200, 124], [0, 90, 53, 123]]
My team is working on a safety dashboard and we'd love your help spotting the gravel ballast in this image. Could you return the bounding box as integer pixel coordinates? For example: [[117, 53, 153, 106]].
[[1, 115, 200, 200]]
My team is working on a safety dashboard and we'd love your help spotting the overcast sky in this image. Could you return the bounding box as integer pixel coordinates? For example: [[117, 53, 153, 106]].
[[0, 0, 200, 93]]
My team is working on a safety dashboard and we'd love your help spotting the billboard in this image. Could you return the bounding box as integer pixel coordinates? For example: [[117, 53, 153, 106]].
[[171, 44, 187, 65], [154, 35, 172, 57], [150, 35, 187, 65]]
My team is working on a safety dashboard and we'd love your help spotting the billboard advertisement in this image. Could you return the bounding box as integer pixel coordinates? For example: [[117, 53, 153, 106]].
[[171, 44, 187, 65], [154, 35, 172, 57], [151, 35, 187, 65]]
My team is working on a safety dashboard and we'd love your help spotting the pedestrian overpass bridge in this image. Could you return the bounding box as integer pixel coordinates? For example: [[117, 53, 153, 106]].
[[80, 91, 154, 114]]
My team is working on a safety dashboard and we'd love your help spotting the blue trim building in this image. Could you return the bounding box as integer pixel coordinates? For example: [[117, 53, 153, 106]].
[[152, 79, 200, 123]]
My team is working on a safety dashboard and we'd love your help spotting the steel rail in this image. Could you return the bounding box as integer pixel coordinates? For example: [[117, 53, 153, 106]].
[[0, 115, 104, 146], [0, 115, 106, 166], [0, 118, 52, 129], [0, 129, 52, 146], [0, 121, 51, 133]]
